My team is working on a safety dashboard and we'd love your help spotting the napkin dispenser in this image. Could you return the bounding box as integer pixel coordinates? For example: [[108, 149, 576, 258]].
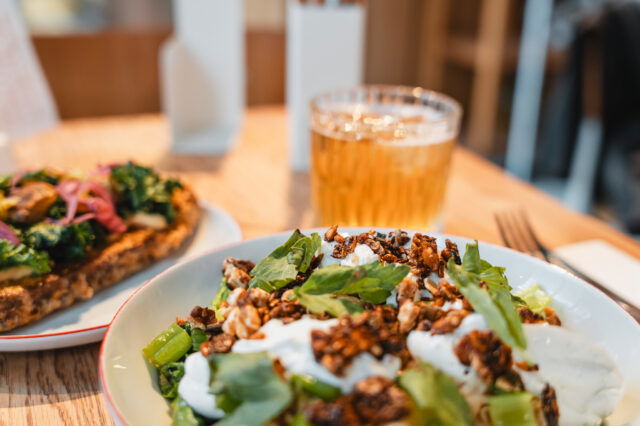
[[286, 0, 366, 171], [161, 0, 245, 155]]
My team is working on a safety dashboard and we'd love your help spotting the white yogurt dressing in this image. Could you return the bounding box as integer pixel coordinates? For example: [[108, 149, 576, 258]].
[[518, 324, 623, 426], [232, 317, 400, 393], [318, 233, 380, 268], [408, 315, 623, 426], [178, 352, 225, 419], [408, 314, 489, 411]]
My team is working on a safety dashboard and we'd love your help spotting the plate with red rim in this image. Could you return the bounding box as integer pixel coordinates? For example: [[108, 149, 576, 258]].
[[99, 227, 640, 426], [0, 202, 242, 352]]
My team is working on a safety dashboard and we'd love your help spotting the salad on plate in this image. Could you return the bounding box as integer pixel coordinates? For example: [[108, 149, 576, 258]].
[[143, 226, 623, 426]]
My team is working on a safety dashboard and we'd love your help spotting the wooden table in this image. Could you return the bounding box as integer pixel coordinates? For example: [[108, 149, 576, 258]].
[[2, 106, 638, 425]]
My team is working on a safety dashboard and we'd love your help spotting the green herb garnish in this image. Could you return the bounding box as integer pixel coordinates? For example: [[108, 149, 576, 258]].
[[293, 260, 409, 317], [446, 242, 527, 350], [299, 261, 409, 304], [399, 362, 474, 426], [210, 352, 293, 426], [249, 230, 321, 292], [294, 289, 365, 317], [171, 396, 205, 426]]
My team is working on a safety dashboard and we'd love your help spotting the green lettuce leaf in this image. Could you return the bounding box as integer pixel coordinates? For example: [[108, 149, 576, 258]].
[[249, 230, 321, 292], [210, 352, 293, 426], [299, 261, 409, 304], [294, 289, 364, 317], [0, 240, 51, 276], [514, 284, 552, 316], [446, 242, 526, 350], [399, 362, 474, 426]]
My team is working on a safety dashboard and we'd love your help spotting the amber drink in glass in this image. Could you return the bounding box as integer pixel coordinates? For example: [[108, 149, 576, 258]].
[[310, 86, 462, 230]]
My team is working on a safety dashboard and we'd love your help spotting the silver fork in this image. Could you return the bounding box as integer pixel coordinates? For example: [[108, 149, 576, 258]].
[[495, 210, 640, 323]]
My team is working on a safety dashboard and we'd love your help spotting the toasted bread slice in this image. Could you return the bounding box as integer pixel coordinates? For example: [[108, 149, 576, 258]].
[[0, 187, 201, 332]]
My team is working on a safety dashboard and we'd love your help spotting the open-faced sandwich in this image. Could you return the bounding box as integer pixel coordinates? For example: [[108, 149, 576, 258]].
[[0, 162, 200, 332], [143, 226, 623, 426]]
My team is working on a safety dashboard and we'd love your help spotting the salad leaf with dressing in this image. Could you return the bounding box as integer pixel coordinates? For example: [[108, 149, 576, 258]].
[[293, 260, 409, 316], [447, 242, 527, 350], [399, 362, 474, 426], [209, 352, 292, 426], [249, 230, 321, 292]]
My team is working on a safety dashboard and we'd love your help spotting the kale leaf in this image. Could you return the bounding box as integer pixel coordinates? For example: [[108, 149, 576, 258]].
[[0, 239, 51, 276], [110, 162, 182, 223], [0, 175, 10, 195], [158, 362, 185, 399], [19, 170, 60, 186], [24, 221, 106, 263], [46, 198, 67, 220]]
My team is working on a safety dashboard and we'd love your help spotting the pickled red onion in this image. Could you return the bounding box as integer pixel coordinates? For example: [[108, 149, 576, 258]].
[[0, 221, 20, 245], [55, 179, 126, 233]]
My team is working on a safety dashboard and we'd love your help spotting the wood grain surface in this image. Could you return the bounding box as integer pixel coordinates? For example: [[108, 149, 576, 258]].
[[1, 106, 638, 425]]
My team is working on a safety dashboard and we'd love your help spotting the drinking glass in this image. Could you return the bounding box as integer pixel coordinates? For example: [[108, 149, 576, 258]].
[[310, 85, 462, 230]]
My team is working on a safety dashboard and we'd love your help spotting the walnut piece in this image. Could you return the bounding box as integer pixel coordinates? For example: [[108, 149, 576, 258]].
[[304, 396, 359, 426], [310, 307, 408, 375], [221, 257, 255, 289], [454, 330, 514, 384], [351, 377, 410, 424], [430, 309, 469, 335]]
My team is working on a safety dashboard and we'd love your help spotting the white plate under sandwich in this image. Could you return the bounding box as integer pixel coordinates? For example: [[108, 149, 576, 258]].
[[0, 203, 242, 351]]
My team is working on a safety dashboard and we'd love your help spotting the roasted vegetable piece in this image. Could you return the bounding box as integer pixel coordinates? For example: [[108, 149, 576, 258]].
[[8, 182, 58, 224]]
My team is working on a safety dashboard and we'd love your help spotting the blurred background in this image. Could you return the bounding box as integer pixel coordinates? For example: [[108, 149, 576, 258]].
[[7, 0, 640, 237]]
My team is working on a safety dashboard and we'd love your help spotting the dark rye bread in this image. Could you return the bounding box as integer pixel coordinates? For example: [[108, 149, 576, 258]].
[[0, 187, 201, 332]]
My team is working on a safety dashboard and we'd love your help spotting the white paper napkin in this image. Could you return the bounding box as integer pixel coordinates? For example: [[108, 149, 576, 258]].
[[554, 239, 640, 307]]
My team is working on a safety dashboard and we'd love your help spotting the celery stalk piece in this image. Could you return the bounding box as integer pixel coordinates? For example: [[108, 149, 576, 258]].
[[488, 392, 537, 426], [143, 323, 192, 367]]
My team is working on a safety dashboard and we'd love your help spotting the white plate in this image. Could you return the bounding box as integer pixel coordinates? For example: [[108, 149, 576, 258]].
[[0, 203, 242, 352], [99, 228, 640, 426]]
